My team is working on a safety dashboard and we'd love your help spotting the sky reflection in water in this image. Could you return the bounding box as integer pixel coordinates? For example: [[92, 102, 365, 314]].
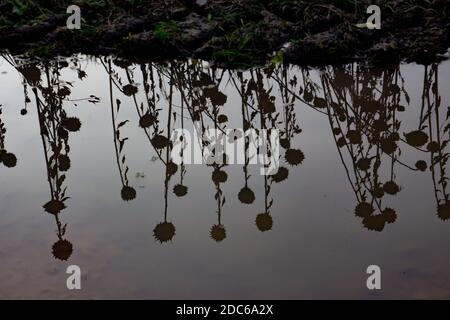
[[1, 55, 450, 299]]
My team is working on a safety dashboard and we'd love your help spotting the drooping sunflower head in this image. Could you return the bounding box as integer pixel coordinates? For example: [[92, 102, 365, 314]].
[[121, 186, 137, 201], [52, 239, 73, 261], [210, 224, 226, 242], [256, 213, 273, 232], [153, 222, 176, 243], [238, 186, 255, 204], [43, 199, 66, 215]]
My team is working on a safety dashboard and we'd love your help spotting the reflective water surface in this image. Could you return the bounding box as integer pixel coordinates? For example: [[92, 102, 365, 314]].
[[1, 55, 450, 299]]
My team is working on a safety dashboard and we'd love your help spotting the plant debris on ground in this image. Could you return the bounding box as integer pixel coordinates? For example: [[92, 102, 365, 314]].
[[0, 0, 449, 67]]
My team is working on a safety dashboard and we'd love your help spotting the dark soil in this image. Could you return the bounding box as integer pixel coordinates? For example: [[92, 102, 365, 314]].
[[0, 0, 449, 67]]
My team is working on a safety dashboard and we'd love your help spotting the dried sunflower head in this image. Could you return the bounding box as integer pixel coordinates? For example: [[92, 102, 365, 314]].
[[123, 84, 138, 96], [121, 186, 137, 201], [415, 160, 427, 172], [238, 186, 255, 204], [166, 162, 178, 176], [437, 200, 450, 221], [153, 222, 176, 243], [217, 114, 228, 123], [362, 214, 386, 232], [139, 113, 156, 128], [355, 202, 374, 218], [1, 152, 17, 168], [383, 180, 400, 195], [52, 239, 73, 261], [212, 169, 228, 184], [427, 141, 440, 153], [58, 154, 71, 172], [356, 158, 371, 171], [271, 166, 289, 183], [43, 200, 66, 215], [404, 130, 428, 147], [61, 117, 81, 132], [382, 208, 397, 224], [210, 224, 226, 242], [256, 213, 273, 232], [151, 134, 169, 149], [346, 130, 362, 145], [173, 184, 188, 197], [285, 149, 304, 166]]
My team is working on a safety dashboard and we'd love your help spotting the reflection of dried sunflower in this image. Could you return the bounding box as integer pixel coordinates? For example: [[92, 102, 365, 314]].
[[415, 160, 427, 172], [373, 119, 389, 132], [285, 149, 304, 166], [61, 117, 81, 132], [382, 208, 397, 224], [313, 97, 327, 109], [362, 214, 385, 232], [123, 84, 138, 96], [212, 169, 227, 184], [173, 184, 188, 197], [280, 138, 290, 149], [153, 222, 176, 243], [52, 239, 73, 261], [166, 162, 178, 176], [151, 134, 169, 149], [271, 166, 289, 183], [210, 224, 226, 242], [383, 181, 400, 195], [347, 130, 362, 145], [337, 137, 346, 148], [205, 87, 227, 106], [43, 200, 66, 215], [217, 114, 228, 123], [332, 128, 341, 135], [139, 113, 156, 128], [405, 130, 428, 147], [437, 201, 450, 221], [256, 213, 273, 232], [1, 152, 17, 168], [372, 186, 384, 198], [58, 86, 71, 98], [238, 187, 255, 204], [58, 154, 71, 172], [356, 158, 371, 171], [427, 141, 440, 153], [121, 186, 136, 201], [355, 202, 374, 218], [380, 139, 397, 154]]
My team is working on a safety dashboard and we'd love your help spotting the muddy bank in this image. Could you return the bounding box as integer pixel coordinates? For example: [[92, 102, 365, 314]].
[[0, 0, 449, 67]]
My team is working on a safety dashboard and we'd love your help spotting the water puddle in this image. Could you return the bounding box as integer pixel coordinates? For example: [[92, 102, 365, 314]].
[[1, 55, 450, 298]]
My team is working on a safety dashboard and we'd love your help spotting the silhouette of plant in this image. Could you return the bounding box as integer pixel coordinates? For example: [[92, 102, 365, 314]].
[[0, 105, 17, 168]]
